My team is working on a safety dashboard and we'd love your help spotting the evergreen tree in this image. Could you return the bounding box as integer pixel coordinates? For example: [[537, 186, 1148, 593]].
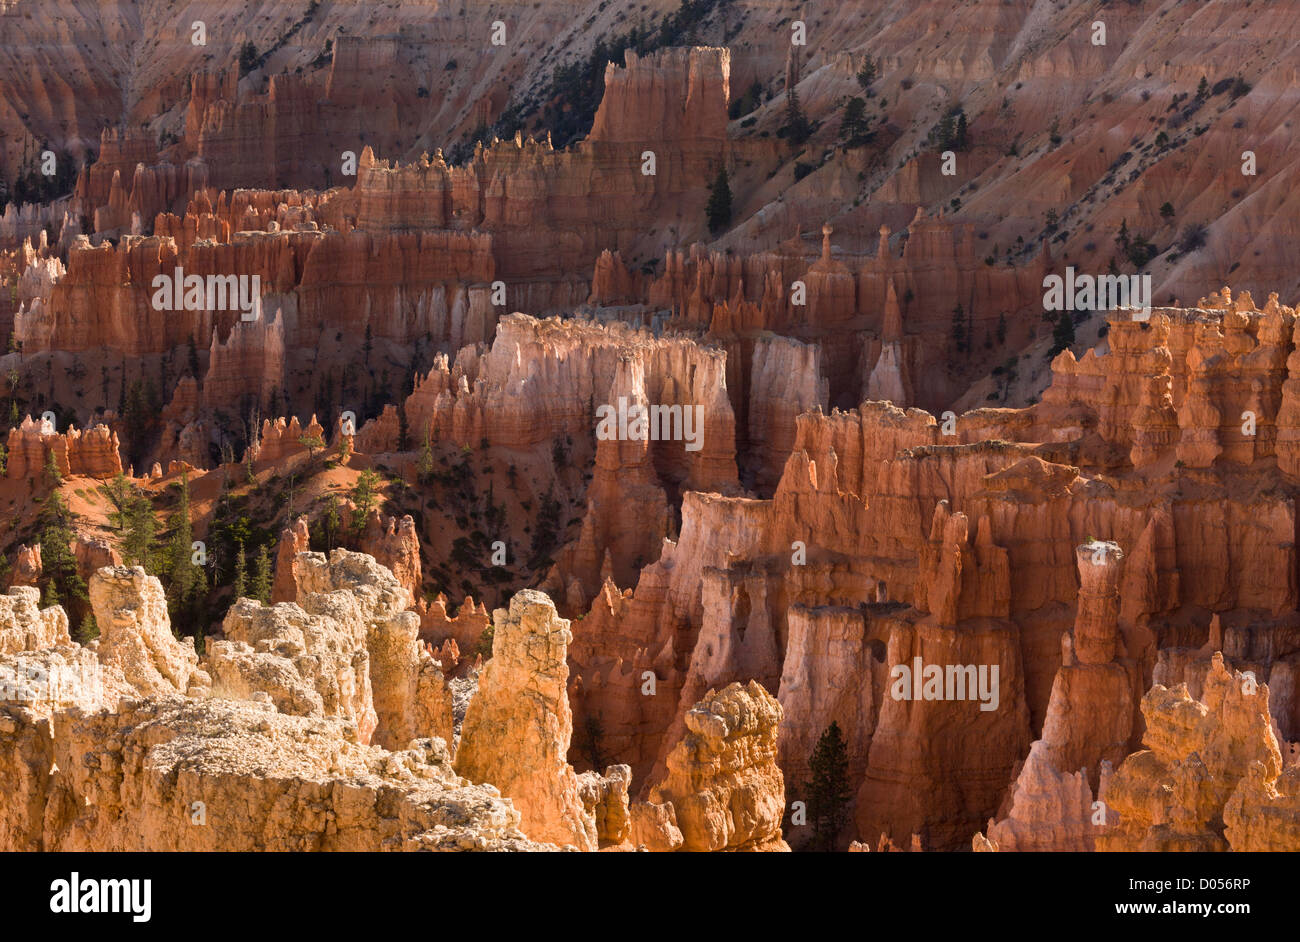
[[321, 493, 342, 551], [782, 84, 811, 147], [931, 108, 965, 151], [75, 612, 99, 644], [1196, 76, 1209, 101], [996, 311, 1008, 345], [840, 97, 870, 147], [38, 492, 88, 621], [351, 470, 381, 535], [122, 493, 157, 569], [100, 472, 134, 530], [855, 56, 876, 92], [252, 544, 272, 604], [397, 406, 410, 452], [238, 40, 259, 76], [165, 472, 198, 623], [122, 379, 152, 465], [299, 433, 325, 460], [951, 303, 968, 354], [705, 166, 732, 234], [1049, 309, 1076, 357], [416, 434, 435, 483], [232, 540, 247, 601], [474, 624, 495, 660], [186, 564, 209, 638], [805, 721, 851, 851], [44, 448, 62, 487]]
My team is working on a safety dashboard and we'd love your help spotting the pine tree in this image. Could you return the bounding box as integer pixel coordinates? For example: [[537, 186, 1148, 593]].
[[99, 472, 134, 531], [397, 406, 410, 453], [855, 56, 876, 92], [165, 472, 197, 620], [474, 624, 495, 660], [840, 97, 869, 147], [805, 721, 851, 851], [951, 303, 968, 354], [416, 435, 435, 483], [783, 84, 811, 147], [996, 311, 1008, 345], [299, 433, 324, 460], [38, 492, 87, 621], [932, 111, 956, 151], [1196, 76, 1209, 101], [232, 540, 247, 601], [321, 493, 341, 551], [705, 166, 732, 234], [44, 448, 62, 487], [186, 564, 208, 637], [351, 470, 380, 536], [75, 612, 98, 644], [238, 40, 259, 76], [252, 544, 272, 604], [1050, 309, 1076, 357], [122, 493, 156, 569]]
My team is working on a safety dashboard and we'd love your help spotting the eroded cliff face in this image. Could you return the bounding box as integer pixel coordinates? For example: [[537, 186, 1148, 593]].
[[5, 416, 123, 481], [552, 296, 1300, 849], [7, 295, 1278, 853], [5, 0, 1300, 859], [454, 589, 596, 851], [649, 680, 789, 852], [976, 541, 1139, 852], [0, 558, 553, 851], [1097, 653, 1288, 852], [45, 699, 550, 852]]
